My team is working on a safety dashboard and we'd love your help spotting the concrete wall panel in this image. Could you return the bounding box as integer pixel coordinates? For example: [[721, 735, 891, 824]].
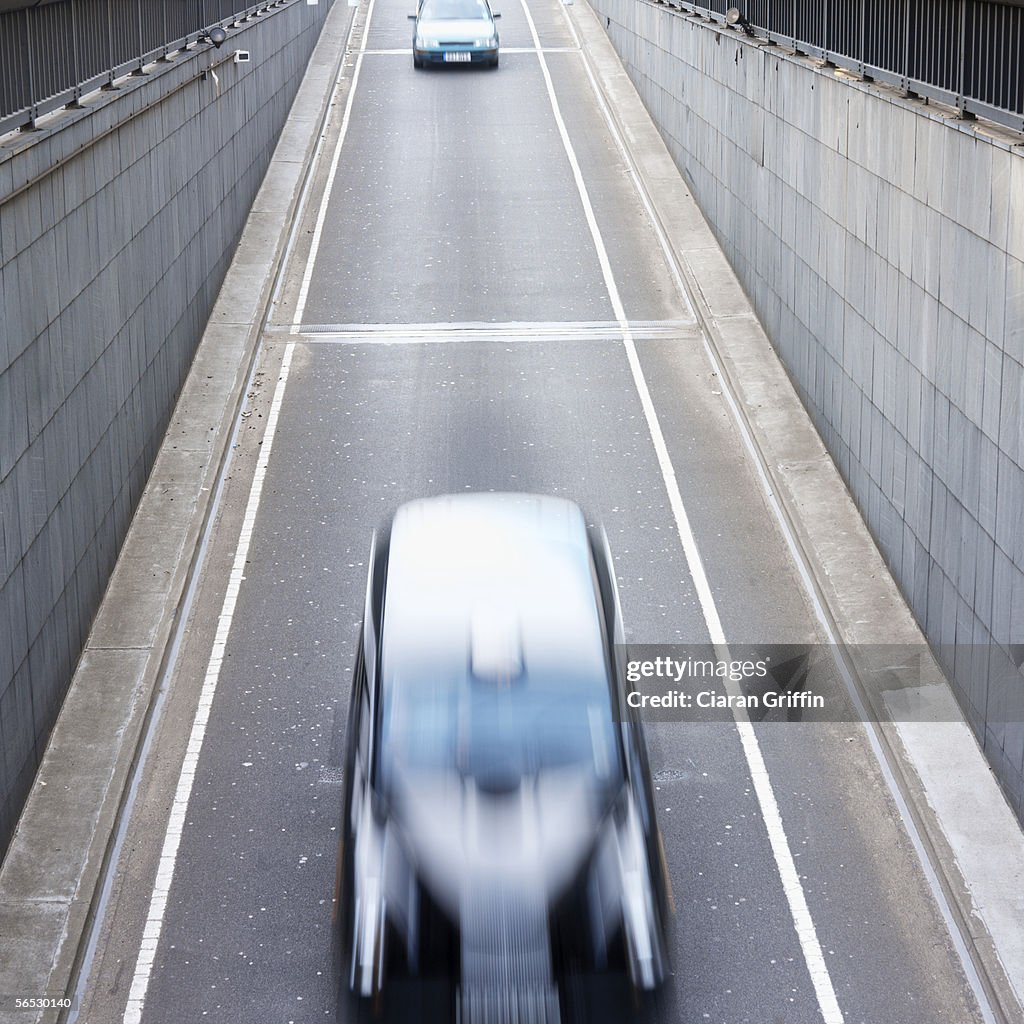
[[591, 0, 1024, 818], [0, 0, 336, 855]]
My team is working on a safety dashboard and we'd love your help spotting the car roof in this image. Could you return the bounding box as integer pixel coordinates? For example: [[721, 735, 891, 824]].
[[380, 493, 608, 688], [417, 0, 493, 15]]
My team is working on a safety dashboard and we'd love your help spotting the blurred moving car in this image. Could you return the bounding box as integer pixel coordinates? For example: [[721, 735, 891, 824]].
[[337, 493, 670, 1021], [409, 0, 501, 68]]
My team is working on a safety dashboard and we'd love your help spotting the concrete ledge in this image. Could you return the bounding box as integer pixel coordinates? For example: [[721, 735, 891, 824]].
[[0, 2, 353, 1020], [569, 1, 1024, 1020]]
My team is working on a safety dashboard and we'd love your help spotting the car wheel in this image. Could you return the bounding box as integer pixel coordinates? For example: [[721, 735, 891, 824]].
[[490, 55, 499, 68], [414, 55, 424, 69]]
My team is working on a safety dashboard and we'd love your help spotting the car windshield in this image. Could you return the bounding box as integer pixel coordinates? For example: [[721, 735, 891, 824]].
[[419, 0, 490, 19], [379, 666, 622, 796]]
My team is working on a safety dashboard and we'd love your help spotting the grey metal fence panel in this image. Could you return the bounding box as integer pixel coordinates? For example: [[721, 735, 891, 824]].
[[796, 3, 828, 51], [0, 0, 288, 134], [649, 0, 1024, 131], [966, 0, 1023, 110], [30, 3, 75, 103], [910, 0, 960, 93], [863, 0, 903, 73], [0, 12, 30, 119]]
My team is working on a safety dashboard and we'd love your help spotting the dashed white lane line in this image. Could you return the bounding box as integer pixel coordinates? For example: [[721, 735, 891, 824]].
[[518, 1, 845, 1021], [121, 2, 382, 1021]]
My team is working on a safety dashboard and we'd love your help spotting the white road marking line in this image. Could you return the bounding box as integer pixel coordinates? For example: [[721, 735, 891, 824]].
[[293, 0, 380, 333], [295, 333, 628, 343], [358, 46, 577, 54], [554, 8, 698, 325], [519, 1, 845, 1021], [120, 1, 383, 1019], [293, 333, 661, 344], [121, 344, 296, 1024], [273, 318, 695, 342], [560, 11, 1002, 1024], [66, 5, 356, 1019]]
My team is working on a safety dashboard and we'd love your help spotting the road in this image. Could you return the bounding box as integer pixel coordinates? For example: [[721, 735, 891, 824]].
[[76, 0, 985, 1021]]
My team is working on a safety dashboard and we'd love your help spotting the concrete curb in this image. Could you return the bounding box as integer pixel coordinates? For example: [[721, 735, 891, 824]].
[[567, 2, 1024, 1020], [0, 4, 354, 1021]]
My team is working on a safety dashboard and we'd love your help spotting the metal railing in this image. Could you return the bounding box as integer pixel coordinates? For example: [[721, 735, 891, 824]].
[[648, 0, 1024, 132], [0, 0, 297, 136]]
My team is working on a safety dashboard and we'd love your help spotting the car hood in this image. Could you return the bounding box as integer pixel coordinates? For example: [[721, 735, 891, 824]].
[[390, 767, 607, 915], [415, 18, 494, 40]]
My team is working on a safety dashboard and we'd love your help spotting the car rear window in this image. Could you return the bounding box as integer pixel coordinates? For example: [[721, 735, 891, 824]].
[[419, 0, 491, 19]]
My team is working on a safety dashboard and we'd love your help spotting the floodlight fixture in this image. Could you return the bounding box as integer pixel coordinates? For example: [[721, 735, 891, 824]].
[[725, 7, 754, 35], [201, 25, 228, 47]]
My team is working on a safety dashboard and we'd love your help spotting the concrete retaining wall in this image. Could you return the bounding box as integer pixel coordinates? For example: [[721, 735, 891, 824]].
[[589, 0, 1024, 815], [0, 0, 335, 855]]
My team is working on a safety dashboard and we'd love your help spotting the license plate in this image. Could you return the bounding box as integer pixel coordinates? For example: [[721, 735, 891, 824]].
[[444, 51, 471, 62]]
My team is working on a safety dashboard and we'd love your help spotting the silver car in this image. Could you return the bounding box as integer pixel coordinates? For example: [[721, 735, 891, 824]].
[[410, 0, 501, 68], [336, 493, 671, 1021]]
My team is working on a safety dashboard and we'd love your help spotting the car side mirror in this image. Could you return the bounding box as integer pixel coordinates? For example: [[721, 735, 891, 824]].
[[492, 11, 501, 15], [407, 12, 416, 17]]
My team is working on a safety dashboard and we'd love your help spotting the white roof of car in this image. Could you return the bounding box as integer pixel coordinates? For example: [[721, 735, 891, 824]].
[[381, 492, 608, 686]]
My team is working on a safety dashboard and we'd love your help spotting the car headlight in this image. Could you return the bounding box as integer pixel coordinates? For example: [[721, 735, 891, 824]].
[[416, 35, 439, 48], [474, 35, 497, 46]]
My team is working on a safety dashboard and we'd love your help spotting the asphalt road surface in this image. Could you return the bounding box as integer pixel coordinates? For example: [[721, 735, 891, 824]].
[[76, 0, 986, 1022]]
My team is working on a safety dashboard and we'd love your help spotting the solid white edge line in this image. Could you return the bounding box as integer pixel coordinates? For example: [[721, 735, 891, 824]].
[[269, 11, 363, 319], [292, 0, 379, 333], [120, 1, 382, 1018], [558, 9, 1002, 1023], [517, 1, 844, 1021], [121, 343, 296, 1024], [68, 6, 356, 1020]]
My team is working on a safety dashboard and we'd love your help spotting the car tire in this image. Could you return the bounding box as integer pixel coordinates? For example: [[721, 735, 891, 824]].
[[414, 55, 424, 68], [490, 55, 499, 68]]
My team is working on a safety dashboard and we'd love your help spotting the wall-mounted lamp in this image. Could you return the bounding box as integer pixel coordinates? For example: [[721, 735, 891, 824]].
[[200, 26, 229, 48], [725, 7, 755, 36]]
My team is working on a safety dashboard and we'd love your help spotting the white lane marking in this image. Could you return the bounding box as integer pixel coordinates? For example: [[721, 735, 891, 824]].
[[293, 0, 380, 333], [359, 46, 577, 54], [121, 343, 296, 1024], [294, 334, 669, 344], [519, 1, 845, 1021], [554, 8, 697, 324], [269, 11, 363, 319], [119, 1, 381, 1017], [66, 5, 355, 1020], [560, 12, 1003, 1024], [273, 319, 695, 342]]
